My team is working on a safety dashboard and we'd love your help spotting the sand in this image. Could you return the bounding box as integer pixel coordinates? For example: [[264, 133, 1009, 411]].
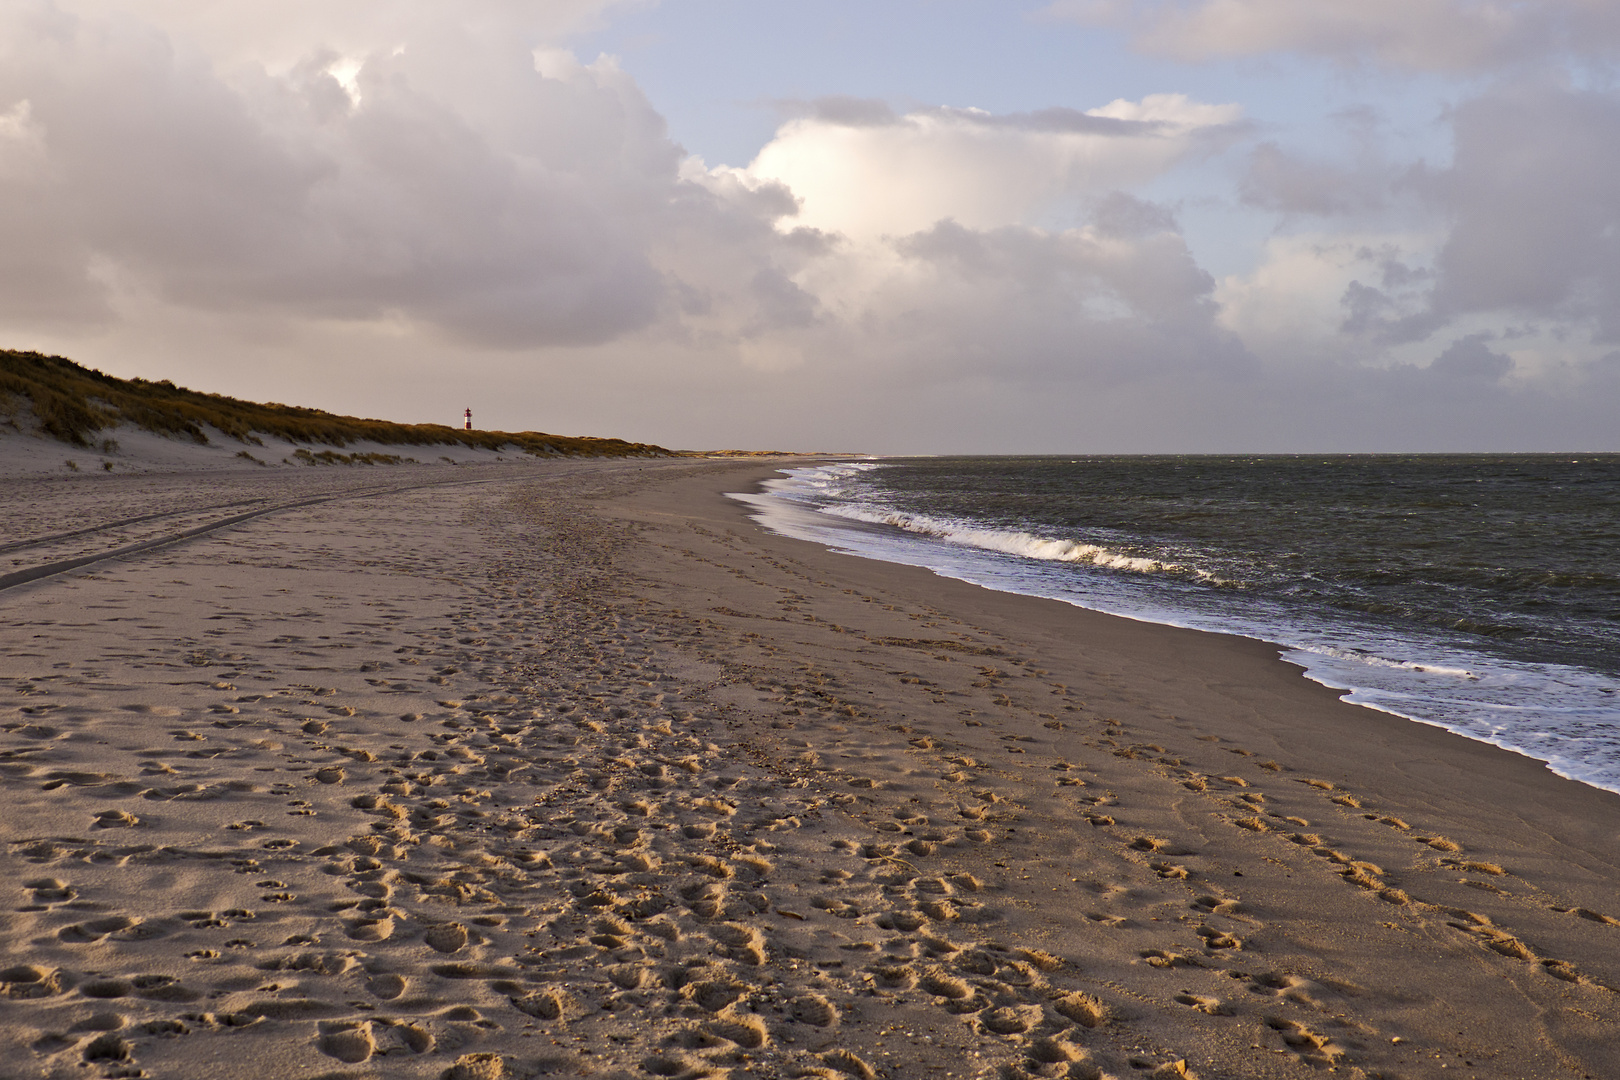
[[2, 458, 1619, 1080]]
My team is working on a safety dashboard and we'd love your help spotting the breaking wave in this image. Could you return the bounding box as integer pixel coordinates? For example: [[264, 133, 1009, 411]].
[[821, 504, 1177, 574]]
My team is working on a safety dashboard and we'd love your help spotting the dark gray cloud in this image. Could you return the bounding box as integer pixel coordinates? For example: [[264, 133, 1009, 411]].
[[1427, 332, 1513, 382], [1425, 83, 1620, 341], [1049, 0, 1620, 72], [1240, 142, 1390, 215], [1090, 190, 1180, 239], [783, 95, 900, 128]]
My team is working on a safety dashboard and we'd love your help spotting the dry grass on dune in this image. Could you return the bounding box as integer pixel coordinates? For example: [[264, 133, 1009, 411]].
[[0, 349, 669, 458]]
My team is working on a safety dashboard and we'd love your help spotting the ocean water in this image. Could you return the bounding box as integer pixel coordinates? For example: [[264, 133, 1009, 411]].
[[731, 455, 1620, 794]]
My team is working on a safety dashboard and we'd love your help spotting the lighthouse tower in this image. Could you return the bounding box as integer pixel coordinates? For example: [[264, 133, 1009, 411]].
[[463, 408, 473, 431]]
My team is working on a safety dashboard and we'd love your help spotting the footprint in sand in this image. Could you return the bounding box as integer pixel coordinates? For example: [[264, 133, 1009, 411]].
[[641, 1051, 714, 1079], [1025, 1034, 1084, 1070], [1567, 907, 1620, 925], [0, 965, 63, 999], [710, 922, 766, 965], [345, 914, 395, 941], [1174, 992, 1233, 1016], [1246, 971, 1326, 1006], [81, 1033, 131, 1066], [1191, 894, 1242, 916], [25, 878, 76, 903], [317, 1020, 376, 1063], [1195, 926, 1242, 950], [1265, 1016, 1345, 1067], [92, 809, 140, 828], [373, 1019, 433, 1055], [59, 916, 133, 944], [1139, 949, 1195, 969], [366, 972, 407, 999], [789, 993, 839, 1027], [979, 1003, 1044, 1034], [72, 1011, 128, 1036], [682, 882, 727, 919], [79, 978, 132, 999], [821, 1048, 879, 1080], [704, 1010, 770, 1049], [918, 968, 972, 999], [423, 922, 470, 953], [867, 963, 915, 990], [606, 964, 647, 991], [512, 988, 575, 1021], [1053, 991, 1108, 1028], [1461, 860, 1507, 876]]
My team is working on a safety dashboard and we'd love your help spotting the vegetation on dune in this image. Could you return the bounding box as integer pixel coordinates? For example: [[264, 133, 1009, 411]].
[[0, 349, 668, 457]]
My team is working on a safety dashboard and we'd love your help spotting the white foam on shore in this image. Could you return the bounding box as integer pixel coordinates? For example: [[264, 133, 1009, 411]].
[[822, 504, 1177, 573]]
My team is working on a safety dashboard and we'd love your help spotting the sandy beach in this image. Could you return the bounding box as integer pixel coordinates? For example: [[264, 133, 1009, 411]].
[[3, 457, 1619, 1080]]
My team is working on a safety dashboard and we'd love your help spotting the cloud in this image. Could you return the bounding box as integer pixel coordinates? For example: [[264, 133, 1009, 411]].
[[4, 2, 1247, 369], [1045, 0, 1620, 71], [1218, 233, 1398, 362], [744, 94, 1243, 240], [56, 0, 643, 67], [1427, 332, 1512, 381], [3, 1, 1618, 453], [1239, 141, 1392, 216], [0, 0, 765, 347], [869, 200, 1241, 382], [779, 95, 899, 128], [1423, 83, 1620, 341], [1287, 81, 1620, 357], [1211, 71, 1620, 399]]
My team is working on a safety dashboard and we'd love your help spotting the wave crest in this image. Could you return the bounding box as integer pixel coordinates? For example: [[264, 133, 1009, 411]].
[[822, 505, 1177, 574]]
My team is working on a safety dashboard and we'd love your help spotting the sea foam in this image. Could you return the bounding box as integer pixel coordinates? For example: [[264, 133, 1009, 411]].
[[820, 504, 1175, 574]]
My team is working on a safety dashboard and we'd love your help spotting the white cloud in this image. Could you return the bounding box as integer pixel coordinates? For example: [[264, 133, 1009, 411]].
[[1216, 232, 1441, 364], [744, 95, 1243, 240], [0, 99, 48, 179], [0, 1, 732, 346]]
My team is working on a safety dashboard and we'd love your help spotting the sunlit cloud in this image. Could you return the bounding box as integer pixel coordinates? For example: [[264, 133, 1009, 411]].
[[743, 95, 1244, 240]]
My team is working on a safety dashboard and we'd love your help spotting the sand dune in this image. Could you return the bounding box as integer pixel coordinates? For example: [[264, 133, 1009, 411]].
[[2, 460, 1618, 1079]]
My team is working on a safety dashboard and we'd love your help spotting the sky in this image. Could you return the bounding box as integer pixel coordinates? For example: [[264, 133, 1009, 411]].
[[3, 0, 1620, 452]]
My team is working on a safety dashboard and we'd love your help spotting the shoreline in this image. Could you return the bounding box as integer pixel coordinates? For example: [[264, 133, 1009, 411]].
[[686, 462, 1620, 849], [734, 457, 1620, 799], [2, 458, 1617, 1079]]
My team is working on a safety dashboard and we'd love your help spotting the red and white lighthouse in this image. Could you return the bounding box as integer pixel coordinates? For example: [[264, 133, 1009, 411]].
[[463, 408, 473, 431]]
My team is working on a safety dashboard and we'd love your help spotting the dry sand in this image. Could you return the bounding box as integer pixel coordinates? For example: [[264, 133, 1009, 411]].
[[2, 459, 1619, 1080]]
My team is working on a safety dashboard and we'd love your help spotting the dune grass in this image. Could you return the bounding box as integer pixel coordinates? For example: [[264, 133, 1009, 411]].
[[0, 349, 668, 458]]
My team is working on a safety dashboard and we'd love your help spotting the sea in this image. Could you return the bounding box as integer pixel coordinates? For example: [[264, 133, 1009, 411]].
[[731, 455, 1620, 795]]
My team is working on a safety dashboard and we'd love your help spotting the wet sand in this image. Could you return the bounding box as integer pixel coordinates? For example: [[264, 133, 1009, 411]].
[[2, 458, 1618, 1080]]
